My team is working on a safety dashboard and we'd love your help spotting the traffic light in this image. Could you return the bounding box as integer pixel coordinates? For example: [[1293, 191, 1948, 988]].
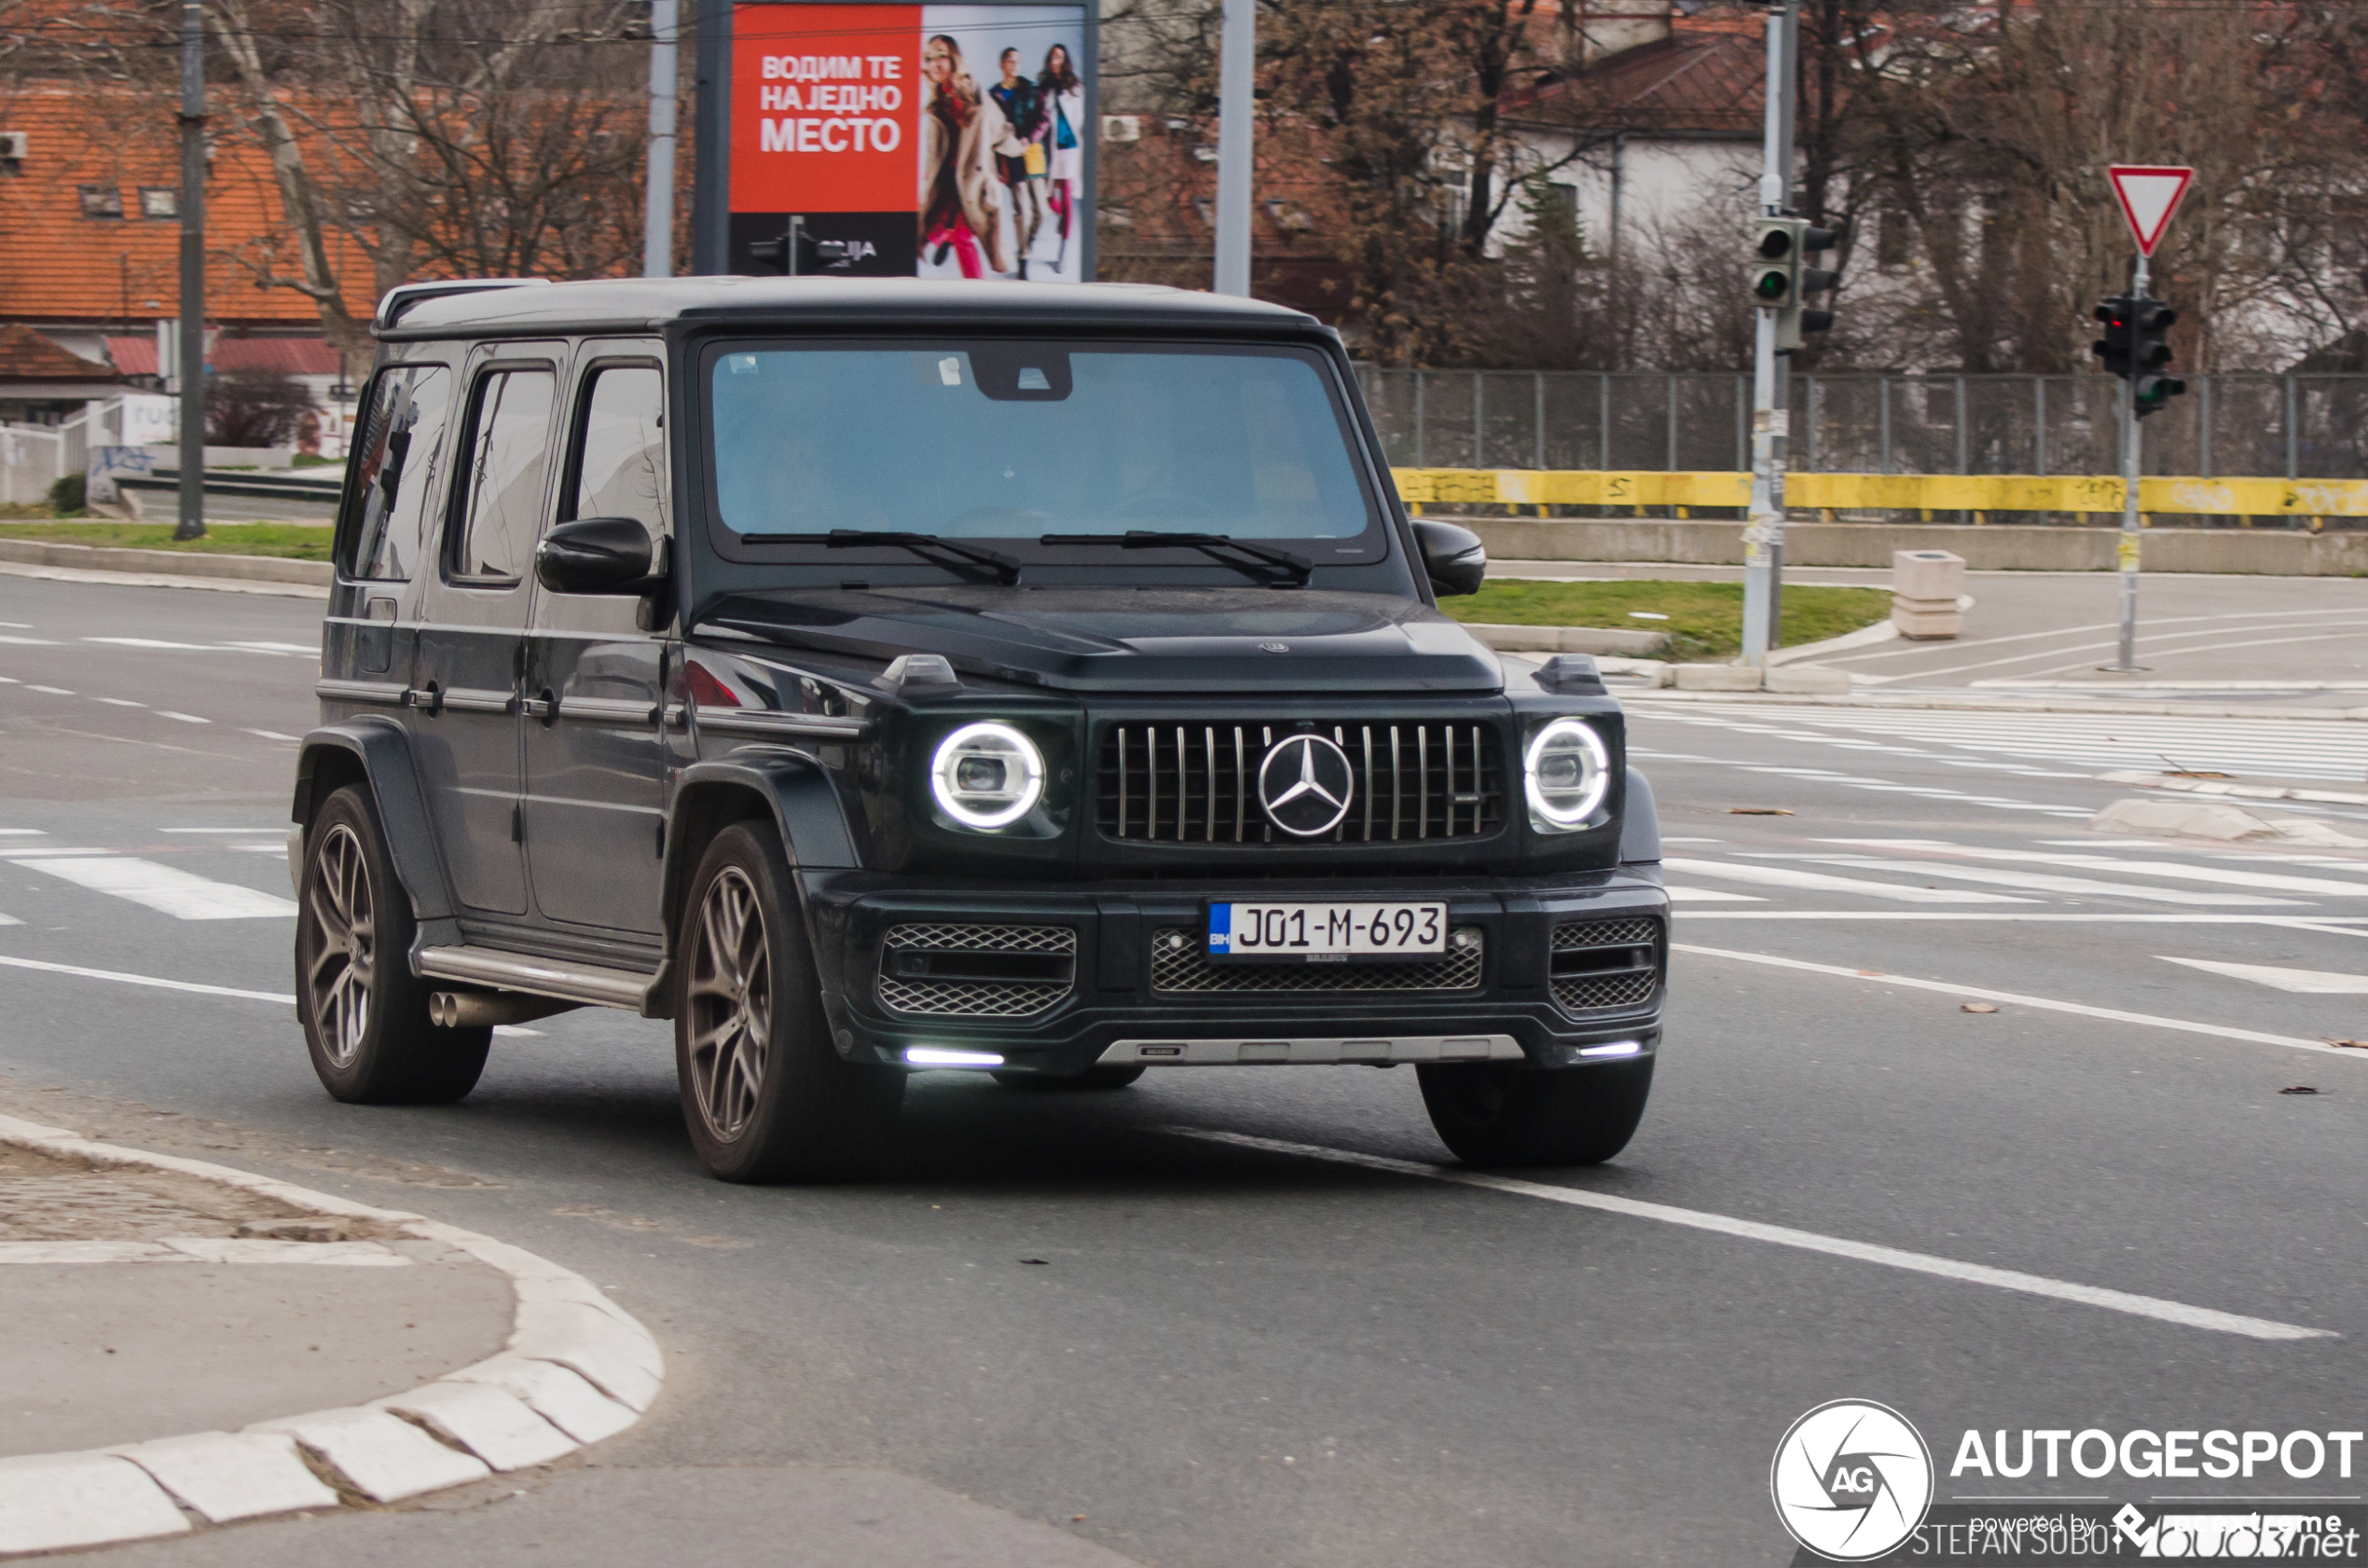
[[2129, 299, 2184, 419], [1750, 218, 1841, 351], [748, 215, 855, 276], [2092, 295, 2186, 419]]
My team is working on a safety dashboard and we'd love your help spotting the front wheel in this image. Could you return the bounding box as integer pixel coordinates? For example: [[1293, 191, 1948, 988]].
[[296, 785, 490, 1105], [1416, 1058, 1653, 1167], [673, 822, 903, 1182]]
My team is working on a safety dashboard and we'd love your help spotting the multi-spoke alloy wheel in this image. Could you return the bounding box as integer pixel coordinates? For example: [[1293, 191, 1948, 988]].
[[304, 822, 375, 1070], [685, 866, 772, 1144], [295, 785, 490, 1105], [671, 821, 903, 1183]]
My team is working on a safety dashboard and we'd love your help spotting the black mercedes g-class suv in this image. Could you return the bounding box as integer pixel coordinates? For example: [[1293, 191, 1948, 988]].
[[293, 276, 1668, 1182]]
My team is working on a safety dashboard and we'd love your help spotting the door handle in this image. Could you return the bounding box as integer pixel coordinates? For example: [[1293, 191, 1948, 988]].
[[521, 690, 558, 723]]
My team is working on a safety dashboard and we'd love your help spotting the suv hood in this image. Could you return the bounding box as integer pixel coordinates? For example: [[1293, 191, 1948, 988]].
[[696, 585, 1504, 694]]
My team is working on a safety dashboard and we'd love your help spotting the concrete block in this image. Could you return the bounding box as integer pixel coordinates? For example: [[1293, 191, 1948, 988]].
[[1892, 548, 1965, 601], [2088, 797, 2278, 842], [378, 1381, 577, 1471], [0, 1452, 191, 1552], [251, 1406, 492, 1502], [110, 1431, 338, 1523], [445, 1355, 640, 1445], [1892, 600, 1962, 639], [1673, 663, 1763, 692], [1765, 663, 1852, 694], [1597, 656, 1673, 687]]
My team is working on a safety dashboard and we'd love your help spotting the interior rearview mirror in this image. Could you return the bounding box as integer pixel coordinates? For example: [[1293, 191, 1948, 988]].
[[536, 516, 660, 596], [1411, 517, 1486, 598]]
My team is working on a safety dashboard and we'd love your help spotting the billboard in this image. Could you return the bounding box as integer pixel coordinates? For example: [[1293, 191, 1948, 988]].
[[728, 2, 1092, 282]]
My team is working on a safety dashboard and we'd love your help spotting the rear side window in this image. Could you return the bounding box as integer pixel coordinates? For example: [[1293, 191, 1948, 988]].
[[342, 365, 451, 581], [450, 367, 556, 582], [570, 365, 668, 536]]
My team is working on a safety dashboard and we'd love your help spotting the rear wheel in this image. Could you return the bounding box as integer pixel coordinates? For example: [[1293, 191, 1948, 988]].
[[674, 821, 903, 1182], [1416, 1058, 1653, 1167], [991, 1065, 1147, 1091], [296, 785, 490, 1105]]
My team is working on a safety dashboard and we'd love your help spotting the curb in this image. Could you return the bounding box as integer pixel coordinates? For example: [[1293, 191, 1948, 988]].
[[2097, 769, 2368, 807], [1618, 688, 2368, 722], [0, 538, 333, 588], [0, 1114, 662, 1557]]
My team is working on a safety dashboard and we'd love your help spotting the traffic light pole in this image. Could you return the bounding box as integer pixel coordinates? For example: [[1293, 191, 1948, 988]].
[[2107, 251, 2149, 672], [1741, 0, 1793, 667]]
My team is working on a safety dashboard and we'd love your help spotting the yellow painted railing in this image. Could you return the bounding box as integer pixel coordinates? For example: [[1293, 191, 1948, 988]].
[[1390, 469, 2368, 517]]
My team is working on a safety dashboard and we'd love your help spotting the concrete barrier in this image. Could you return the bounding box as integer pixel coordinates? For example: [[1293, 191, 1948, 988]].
[[1457, 516, 2368, 575]]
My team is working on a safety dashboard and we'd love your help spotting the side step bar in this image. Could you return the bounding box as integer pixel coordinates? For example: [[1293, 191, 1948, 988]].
[[416, 946, 659, 1013]]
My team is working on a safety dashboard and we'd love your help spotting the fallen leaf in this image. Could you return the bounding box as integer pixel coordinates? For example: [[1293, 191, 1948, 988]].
[[1728, 807, 1794, 816], [2331, 1039, 2368, 1050], [1962, 1002, 1998, 1013], [1072, 1515, 1087, 1522], [1021, 1258, 1051, 1265], [2278, 1085, 2321, 1095]]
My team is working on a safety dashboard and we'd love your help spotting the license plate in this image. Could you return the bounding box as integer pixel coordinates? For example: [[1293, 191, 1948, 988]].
[[1206, 901, 1447, 961]]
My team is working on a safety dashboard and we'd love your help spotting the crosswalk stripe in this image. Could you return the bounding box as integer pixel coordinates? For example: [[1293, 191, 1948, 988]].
[[1823, 839, 2368, 897], [2157, 956, 2368, 994], [1778, 855, 2300, 907], [1667, 887, 1764, 902], [1661, 857, 2031, 904], [14, 857, 297, 919]]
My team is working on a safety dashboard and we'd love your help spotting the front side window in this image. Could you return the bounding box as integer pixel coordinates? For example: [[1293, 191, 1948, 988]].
[[342, 364, 452, 582], [450, 367, 556, 581], [705, 343, 1377, 549], [571, 365, 668, 536]]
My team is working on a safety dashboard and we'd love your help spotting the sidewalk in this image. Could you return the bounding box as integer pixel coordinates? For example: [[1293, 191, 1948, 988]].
[[0, 1116, 662, 1557]]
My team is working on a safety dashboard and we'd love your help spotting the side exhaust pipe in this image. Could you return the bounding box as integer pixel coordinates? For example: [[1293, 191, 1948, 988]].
[[428, 991, 584, 1029]]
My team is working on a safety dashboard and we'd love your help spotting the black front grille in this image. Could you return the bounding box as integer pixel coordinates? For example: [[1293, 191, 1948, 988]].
[[1098, 722, 1505, 844], [1549, 915, 1663, 1015], [1150, 928, 1486, 993]]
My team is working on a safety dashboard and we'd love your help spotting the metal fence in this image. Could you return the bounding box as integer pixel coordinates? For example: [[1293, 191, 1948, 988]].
[[1353, 368, 2368, 484]]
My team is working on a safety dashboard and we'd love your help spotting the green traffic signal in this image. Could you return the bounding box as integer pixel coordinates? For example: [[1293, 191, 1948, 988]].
[[1753, 268, 1791, 301]]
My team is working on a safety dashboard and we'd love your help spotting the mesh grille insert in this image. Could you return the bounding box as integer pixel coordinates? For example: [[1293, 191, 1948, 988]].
[[876, 925, 1076, 1018], [1150, 928, 1484, 994], [1552, 970, 1659, 1011], [1548, 914, 1663, 1015]]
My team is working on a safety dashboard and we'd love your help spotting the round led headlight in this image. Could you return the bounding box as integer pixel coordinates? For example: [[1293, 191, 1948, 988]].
[[929, 722, 1044, 831], [1523, 717, 1610, 831]]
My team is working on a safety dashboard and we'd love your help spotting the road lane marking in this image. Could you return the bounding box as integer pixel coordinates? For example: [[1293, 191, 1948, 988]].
[[1673, 942, 2367, 1059], [242, 729, 300, 741], [0, 956, 542, 1035], [1668, 887, 1764, 902], [1767, 855, 2303, 907], [2157, 956, 2368, 994], [92, 697, 145, 708], [1823, 840, 2368, 897], [1163, 1127, 2333, 1342], [24, 684, 73, 695], [1663, 857, 2031, 904], [160, 828, 283, 834], [0, 635, 61, 645], [14, 857, 296, 919], [152, 711, 211, 724]]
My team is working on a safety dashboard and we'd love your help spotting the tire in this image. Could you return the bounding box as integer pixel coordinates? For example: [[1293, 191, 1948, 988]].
[[674, 821, 904, 1182], [991, 1065, 1148, 1091], [296, 785, 491, 1105], [1416, 1058, 1653, 1167]]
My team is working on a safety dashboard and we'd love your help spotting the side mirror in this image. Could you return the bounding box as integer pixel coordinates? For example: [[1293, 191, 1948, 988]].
[[536, 516, 659, 595], [1411, 517, 1486, 598]]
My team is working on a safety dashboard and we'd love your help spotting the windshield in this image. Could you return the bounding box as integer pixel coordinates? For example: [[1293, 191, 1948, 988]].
[[705, 342, 1379, 547]]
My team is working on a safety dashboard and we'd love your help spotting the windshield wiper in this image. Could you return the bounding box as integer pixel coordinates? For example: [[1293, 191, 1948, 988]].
[[1039, 531, 1311, 586], [740, 530, 1020, 585]]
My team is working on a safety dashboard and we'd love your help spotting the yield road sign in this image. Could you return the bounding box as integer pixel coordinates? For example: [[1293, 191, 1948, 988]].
[[2108, 166, 2194, 256]]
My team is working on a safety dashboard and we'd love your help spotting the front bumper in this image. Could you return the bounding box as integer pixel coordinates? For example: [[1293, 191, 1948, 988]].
[[800, 869, 1669, 1076]]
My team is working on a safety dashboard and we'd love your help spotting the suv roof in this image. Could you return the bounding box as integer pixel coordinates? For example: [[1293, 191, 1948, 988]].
[[378, 276, 1324, 340]]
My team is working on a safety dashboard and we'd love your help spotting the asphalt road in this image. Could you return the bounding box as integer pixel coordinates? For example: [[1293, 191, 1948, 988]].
[[3, 569, 2364, 1567]]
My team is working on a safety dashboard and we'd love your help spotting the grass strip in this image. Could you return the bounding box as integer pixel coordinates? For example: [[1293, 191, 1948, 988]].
[[1441, 578, 1891, 661], [0, 520, 333, 562]]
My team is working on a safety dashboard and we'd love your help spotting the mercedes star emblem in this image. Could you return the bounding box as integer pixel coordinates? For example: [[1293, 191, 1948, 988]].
[[1259, 641, 1291, 653], [1259, 734, 1356, 837]]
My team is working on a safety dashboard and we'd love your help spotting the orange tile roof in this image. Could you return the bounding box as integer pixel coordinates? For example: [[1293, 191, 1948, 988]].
[[0, 85, 378, 329], [0, 321, 118, 381]]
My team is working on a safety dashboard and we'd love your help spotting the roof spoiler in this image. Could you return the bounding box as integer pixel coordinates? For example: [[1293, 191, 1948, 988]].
[[373, 279, 549, 332]]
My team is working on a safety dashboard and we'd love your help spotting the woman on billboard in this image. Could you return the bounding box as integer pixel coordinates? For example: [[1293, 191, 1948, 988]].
[[919, 34, 1013, 278], [1039, 43, 1083, 272], [988, 48, 1047, 278]]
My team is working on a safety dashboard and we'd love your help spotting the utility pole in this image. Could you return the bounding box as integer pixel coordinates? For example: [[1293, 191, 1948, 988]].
[[1211, 0, 1254, 296], [643, 0, 679, 279], [1739, 0, 1793, 664], [2110, 254, 2146, 671], [174, 0, 206, 542]]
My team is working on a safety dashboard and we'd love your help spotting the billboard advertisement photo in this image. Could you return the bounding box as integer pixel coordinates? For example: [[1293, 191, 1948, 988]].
[[728, 2, 1091, 282]]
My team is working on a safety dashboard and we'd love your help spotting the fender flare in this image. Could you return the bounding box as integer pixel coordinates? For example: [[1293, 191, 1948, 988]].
[[291, 718, 456, 922], [1618, 765, 1662, 866], [662, 750, 860, 943]]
